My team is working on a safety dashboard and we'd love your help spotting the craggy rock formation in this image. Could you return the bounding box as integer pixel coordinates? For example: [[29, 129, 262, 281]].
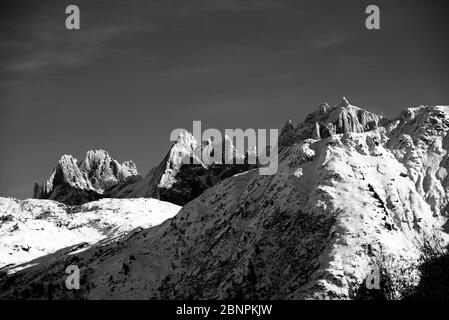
[[106, 132, 257, 205], [34, 137, 256, 207], [33, 150, 138, 205], [3, 99, 449, 300], [280, 97, 388, 147]]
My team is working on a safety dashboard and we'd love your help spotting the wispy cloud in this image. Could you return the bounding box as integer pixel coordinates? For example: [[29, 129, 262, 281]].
[[5, 25, 128, 74], [1, 0, 291, 80]]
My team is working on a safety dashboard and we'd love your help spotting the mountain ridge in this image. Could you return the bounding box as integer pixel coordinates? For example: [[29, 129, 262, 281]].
[[2, 99, 449, 299]]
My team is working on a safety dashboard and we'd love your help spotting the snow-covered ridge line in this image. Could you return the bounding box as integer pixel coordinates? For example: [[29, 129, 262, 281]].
[[0, 197, 181, 269]]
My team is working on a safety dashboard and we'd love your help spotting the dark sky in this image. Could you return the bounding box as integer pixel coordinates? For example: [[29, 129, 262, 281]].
[[1, 0, 448, 199]]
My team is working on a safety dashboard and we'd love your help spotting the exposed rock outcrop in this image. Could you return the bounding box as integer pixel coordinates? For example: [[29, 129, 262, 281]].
[[281, 97, 388, 146], [33, 150, 139, 205], [106, 132, 257, 205]]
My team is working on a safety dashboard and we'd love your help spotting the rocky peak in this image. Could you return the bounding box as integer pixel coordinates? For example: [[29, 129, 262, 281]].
[[157, 132, 248, 194], [341, 96, 350, 107], [318, 103, 332, 114], [175, 131, 198, 153], [159, 132, 203, 190], [106, 130, 256, 205], [282, 97, 388, 145], [79, 149, 138, 190], [33, 150, 138, 205], [327, 98, 385, 134], [204, 134, 245, 165], [54, 155, 92, 191], [121, 161, 138, 178], [279, 120, 296, 147], [393, 105, 449, 142]]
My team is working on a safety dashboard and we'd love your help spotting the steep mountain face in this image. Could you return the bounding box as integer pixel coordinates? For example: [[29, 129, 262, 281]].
[[106, 132, 257, 205], [79, 150, 138, 191], [280, 97, 388, 147], [3, 99, 449, 300], [33, 150, 139, 205], [34, 136, 255, 207], [0, 197, 180, 269]]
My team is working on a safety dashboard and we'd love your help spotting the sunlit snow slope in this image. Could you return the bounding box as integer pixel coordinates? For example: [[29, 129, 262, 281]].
[[0, 198, 180, 269]]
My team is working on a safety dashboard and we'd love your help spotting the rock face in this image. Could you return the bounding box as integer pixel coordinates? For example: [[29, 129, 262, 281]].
[[34, 138, 255, 207], [280, 97, 388, 147], [0, 197, 180, 269], [33, 150, 139, 205], [2, 99, 449, 300], [106, 132, 257, 205]]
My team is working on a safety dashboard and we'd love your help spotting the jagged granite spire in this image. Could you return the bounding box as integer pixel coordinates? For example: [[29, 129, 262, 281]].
[[281, 97, 388, 146], [106, 131, 256, 205], [33, 150, 138, 205], [341, 96, 350, 107]]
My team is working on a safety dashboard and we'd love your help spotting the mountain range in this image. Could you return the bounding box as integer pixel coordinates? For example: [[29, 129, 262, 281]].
[[1, 97, 449, 299], [33, 133, 257, 206]]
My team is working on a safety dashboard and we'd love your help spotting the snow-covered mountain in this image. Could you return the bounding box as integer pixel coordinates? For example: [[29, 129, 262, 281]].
[[2, 98, 449, 299], [106, 132, 257, 205], [0, 197, 180, 269], [33, 150, 139, 205], [33, 136, 254, 207]]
